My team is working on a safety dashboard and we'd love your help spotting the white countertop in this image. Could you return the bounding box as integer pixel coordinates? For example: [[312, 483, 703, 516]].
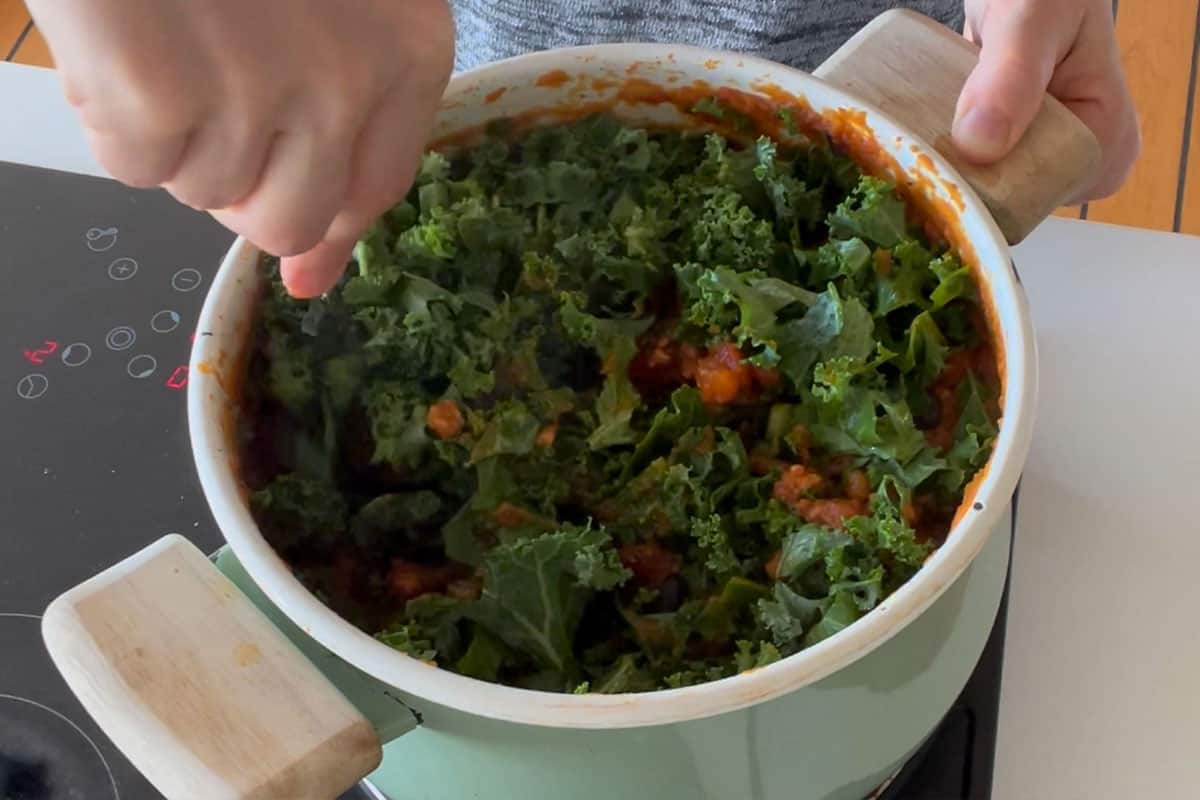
[[0, 62, 102, 177], [1000, 221, 1200, 799], [4, 59, 1199, 800]]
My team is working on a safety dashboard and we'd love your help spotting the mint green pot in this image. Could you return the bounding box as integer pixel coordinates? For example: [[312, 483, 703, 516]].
[[215, 508, 1010, 800], [375, 515, 1008, 800], [184, 32, 1035, 800]]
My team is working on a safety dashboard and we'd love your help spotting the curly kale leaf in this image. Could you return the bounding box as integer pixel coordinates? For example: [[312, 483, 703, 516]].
[[363, 383, 431, 470], [558, 294, 652, 448], [250, 475, 347, 550], [468, 523, 629, 676], [827, 176, 909, 248]]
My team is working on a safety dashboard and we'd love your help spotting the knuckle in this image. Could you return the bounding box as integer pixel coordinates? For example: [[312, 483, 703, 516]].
[[213, 174, 259, 211], [169, 132, 273, 211], [310, 57, 379, 141], [405, 0, 456, 84], [166, 171, 230, 210], [113, 168, 164, 190], [90, 136, 177, 189], [71, 55, 204, 140], [62, 76, 88, 109], [166, 193, 204, 213], [168, 180, 232, 212], [254, 218, 324, 257], [324, 213, 368, 247], [103, 162, 159, 189], [341, 179, 410, 235], [170, 184, 226, 213], [230, 83, 284, 132], [115, 74, 200, 137]]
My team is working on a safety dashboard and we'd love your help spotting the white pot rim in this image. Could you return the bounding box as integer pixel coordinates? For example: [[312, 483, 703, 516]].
[[189, 42, 1037, 730]]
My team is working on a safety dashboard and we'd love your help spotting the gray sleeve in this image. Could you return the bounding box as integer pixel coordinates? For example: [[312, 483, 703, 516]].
[[450, 0, 964, 72]]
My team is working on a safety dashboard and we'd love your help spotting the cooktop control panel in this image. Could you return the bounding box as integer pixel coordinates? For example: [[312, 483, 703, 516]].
[[1, 162, 234, 800], [0, 162, 232, 614]]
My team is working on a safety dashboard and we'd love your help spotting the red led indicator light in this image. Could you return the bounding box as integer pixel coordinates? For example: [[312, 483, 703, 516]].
[[166, 365, 189, 390], [23, 340, 59, 365]]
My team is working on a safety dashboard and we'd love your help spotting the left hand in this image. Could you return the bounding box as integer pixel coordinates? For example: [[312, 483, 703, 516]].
[[953, 0, 1140, 201]]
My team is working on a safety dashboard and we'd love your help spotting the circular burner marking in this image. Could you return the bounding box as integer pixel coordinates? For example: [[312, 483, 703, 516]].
[[105, 327, 136, 352], [106, 257, 138, 282], [16, 373, 48, 400], [150, 310, 181, 334], [126, 355, 158, 379], [61, 343, 92, 367], [0, 613, 121, 800], [0, 694, 121, 800], [85, 227, 118, 253], [170, 268, 202, 293]]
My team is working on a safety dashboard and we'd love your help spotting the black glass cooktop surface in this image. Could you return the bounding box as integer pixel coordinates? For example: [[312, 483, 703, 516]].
[[0, 160, 1007, 800]]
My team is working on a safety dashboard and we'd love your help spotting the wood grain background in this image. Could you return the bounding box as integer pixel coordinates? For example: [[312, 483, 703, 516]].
[[4, 0, 1198, 235]]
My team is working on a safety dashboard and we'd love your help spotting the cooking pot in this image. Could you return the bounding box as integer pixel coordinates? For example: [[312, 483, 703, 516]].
[[41, 11, 1085, 800]]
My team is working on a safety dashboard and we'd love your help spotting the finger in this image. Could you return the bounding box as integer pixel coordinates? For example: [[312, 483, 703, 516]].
[[326, 89, 431, 244], [1044, 8, 1142, 202], [1056, 88, 1141, 202], [279, 237, 358, 298], [30, 0, 208, 186], [68, 72, 200, 187], [211, 128, 353, 258], [163, 115, 276, 210], [54, 44, 201, 188], [279, 89, 432, 298], [952, 3, 1084, 163], [84, 126, 191, 188], [1077, 102, 1140, 200]]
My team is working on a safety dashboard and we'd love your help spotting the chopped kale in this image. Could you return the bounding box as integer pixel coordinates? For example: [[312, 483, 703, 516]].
[[242, 113, 1001, 693]]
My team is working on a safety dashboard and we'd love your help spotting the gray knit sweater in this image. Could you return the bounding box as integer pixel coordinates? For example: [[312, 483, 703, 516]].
[[450, 1, 963, 72]]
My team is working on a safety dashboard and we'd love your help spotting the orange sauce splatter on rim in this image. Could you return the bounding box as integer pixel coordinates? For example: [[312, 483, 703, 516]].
[[484, 87, 507, 104], [942, 180, 966, 212], [200, 259, 266, 496], [535, 69, 570, 88]]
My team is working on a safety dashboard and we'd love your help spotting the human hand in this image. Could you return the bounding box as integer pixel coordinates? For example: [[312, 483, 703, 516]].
[[953, 0, 1140, 201], [28, 0, 455, 297]]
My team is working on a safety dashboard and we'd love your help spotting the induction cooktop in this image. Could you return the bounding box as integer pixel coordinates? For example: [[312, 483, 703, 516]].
[[0, 159, 1010, 800]]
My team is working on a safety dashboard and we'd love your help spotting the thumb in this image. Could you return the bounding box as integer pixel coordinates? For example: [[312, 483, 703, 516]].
[[278, 237, 357, 299], [952, 7, 1075, 163], [208, 206, 359, 299]]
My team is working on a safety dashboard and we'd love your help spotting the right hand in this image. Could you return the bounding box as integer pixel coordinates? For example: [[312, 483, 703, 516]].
[[28, 0, 455, 297], [953, 0, 1140, 202]]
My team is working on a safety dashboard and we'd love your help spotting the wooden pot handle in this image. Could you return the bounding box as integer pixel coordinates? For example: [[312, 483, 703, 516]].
[[42, 534, 382, 800], [815, 9, 1101, 244]]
